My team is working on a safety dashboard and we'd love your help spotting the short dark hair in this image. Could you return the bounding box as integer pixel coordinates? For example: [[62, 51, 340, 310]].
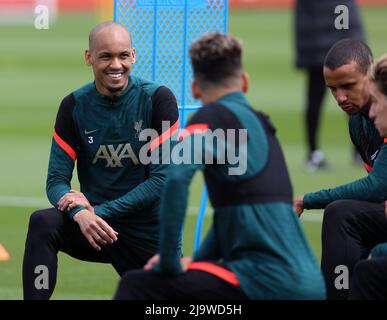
[[324, 39, 373, 74], [370, 54, 387, 97], [189, 32, 243, 89]]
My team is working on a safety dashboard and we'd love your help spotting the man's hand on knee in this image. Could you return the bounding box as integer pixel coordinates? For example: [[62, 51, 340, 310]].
[[73, 209, 119, 251]]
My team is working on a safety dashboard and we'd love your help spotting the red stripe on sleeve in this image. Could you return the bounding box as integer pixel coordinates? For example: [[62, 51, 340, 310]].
[[149, 118, 180, 152], [53, 129, 77, 161], [364, 163, 372, 173], [384, 138, 387, 143], [187, 262, 240, 286], [178, 123, 209, 141]]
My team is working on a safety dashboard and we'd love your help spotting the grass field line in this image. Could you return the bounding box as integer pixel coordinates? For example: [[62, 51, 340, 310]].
[[0, 195, 213, 216], [0, 195, 323, 222]]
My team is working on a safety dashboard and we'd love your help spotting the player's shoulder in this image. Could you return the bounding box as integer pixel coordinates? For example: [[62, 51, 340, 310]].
[[152, 85, 176, 102], [189, 102, 275, 137], [150, 85, 178, 132], [57, 82, 94, 115], [57, 92, 77, 116], [71, 82, 95, 101], [190, 102, 224, 122], [131, 77, 177, 104], [188, 102, 243, 130], [130, 75, 161, 97]]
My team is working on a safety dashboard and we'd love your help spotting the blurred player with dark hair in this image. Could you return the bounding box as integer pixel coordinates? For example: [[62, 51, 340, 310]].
[[295, 0, 365, 171], [114, 32, 326, 300], [22, 21, 179, 299]]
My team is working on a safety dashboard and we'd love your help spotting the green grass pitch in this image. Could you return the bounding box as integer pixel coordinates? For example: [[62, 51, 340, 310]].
[[0, 7, 386, 299]]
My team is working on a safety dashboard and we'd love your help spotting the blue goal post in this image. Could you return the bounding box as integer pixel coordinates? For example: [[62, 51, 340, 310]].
[[114, 0, 228, 253]]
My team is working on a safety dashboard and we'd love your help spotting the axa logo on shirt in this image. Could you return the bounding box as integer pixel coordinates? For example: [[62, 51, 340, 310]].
[[92, 144, 139, 167]]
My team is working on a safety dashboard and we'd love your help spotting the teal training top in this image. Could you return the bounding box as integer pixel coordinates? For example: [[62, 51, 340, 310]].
[[304, 111, 387, 209], [46, 76, 179, 254], [156, 92, 326, 299]]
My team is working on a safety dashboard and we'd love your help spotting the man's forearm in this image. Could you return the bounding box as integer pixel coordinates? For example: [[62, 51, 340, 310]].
[[304, 174, 387, 209], [93, 165, 166, 219]]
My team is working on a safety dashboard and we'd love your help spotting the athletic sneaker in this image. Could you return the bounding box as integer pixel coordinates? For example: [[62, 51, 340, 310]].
[[304, 150, 329, 172]]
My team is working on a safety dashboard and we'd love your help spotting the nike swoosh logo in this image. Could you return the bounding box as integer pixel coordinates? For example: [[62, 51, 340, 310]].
[[371, 150, 379, 161], [84, 129, 98, 135]]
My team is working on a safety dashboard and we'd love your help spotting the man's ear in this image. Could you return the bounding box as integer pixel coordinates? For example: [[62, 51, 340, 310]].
[[242, 72, 249, 93], [131, 48, 136, 64], [191, 79, 201, 100], [85, 49, 92, 66]]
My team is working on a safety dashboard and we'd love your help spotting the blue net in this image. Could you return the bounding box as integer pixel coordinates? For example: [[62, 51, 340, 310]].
[[114, 0, 228, 127]]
